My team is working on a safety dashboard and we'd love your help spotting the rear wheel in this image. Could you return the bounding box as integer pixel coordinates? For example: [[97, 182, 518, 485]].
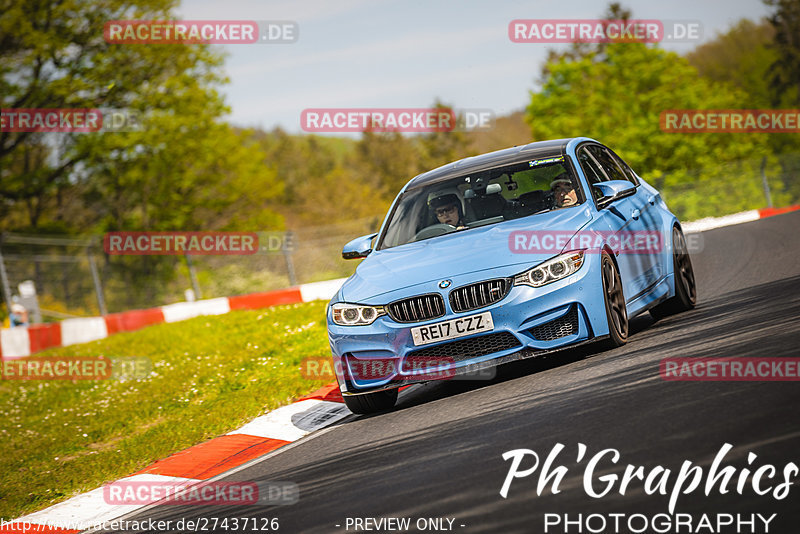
[[651, 227, 696, 320], [343, 388, 398, 414], [600, 253, 628, 348]]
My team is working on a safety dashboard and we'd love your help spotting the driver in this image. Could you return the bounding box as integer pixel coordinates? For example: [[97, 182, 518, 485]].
[[428, 193, 466, 227]]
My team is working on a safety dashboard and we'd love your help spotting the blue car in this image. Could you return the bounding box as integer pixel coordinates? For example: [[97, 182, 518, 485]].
[[327, 138, 696, 414]]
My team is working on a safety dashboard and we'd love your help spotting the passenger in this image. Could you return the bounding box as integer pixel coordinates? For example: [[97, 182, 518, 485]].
[[551, 175, 578, 208]]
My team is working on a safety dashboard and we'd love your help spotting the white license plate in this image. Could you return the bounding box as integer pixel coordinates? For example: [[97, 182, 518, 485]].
[[411, 311, 494, 346]]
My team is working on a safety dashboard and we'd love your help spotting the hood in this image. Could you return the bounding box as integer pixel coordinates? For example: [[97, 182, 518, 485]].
[[341, 206, 593, 302]]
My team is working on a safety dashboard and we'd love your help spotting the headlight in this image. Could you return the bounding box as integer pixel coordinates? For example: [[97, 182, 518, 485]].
[[331, 303, 386, 326], [513, 251, 585, 288]]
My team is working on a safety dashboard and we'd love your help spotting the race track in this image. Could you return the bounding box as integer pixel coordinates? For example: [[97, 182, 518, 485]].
[[106, 212, 800, 533]]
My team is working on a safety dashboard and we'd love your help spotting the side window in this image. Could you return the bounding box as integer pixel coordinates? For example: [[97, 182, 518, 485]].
[[607, 149, 639, 185], [577, 147, 605, 184], [587, 145, 628, 182], [577, 146, 607, 201]]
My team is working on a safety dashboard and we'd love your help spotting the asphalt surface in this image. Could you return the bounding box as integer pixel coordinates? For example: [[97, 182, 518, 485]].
[[108, 212, 800, 534]]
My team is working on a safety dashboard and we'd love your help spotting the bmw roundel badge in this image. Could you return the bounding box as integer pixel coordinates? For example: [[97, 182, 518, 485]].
[[439, 279, 452, 289]]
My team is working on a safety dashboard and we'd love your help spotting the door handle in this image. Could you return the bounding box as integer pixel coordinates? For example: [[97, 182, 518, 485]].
[[647, 195, 656, 205], [631, 209, 641, 220]]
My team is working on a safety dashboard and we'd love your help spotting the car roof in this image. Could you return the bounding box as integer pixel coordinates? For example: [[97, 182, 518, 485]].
[[405, 138, 577, 190]]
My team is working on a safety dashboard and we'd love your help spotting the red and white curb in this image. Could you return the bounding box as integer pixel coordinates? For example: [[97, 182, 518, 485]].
[[0, 278, 348, 360], [681, 205, 799, 234], [3, 206, 798, 360], [0, 384, 349, 534], [2, 205, 798, 532]]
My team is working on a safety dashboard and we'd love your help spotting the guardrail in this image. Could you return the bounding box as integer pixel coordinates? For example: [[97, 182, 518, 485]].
[[0, 279, 346, 359]]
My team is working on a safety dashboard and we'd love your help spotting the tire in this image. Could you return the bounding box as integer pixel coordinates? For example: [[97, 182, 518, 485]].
[[650, 227, 697, 320], [343, 388, 398, 414], [600, 252, 628, 349]]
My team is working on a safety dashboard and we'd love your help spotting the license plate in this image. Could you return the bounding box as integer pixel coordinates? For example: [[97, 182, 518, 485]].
[[411, 311, 494, 346]]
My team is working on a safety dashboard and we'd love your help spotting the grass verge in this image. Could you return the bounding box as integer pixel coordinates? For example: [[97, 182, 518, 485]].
[[0, 301, 332, 519]]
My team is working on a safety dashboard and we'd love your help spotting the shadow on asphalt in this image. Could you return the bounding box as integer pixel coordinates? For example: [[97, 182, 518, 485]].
[[117, 275, 800, 533], [392, 273, 800, 413], [388, 310, 654, 413]]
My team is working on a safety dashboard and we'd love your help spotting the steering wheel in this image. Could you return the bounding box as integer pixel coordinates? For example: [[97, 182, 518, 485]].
[[413, 223, 457, 241]]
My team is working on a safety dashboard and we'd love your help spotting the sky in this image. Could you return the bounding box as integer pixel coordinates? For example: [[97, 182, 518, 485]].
[[175, 0, 771, 135]]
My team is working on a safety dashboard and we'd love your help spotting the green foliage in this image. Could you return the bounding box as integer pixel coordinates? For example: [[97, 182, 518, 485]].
[[4, 0, 800, 307], [0, 0, 287, 306], [355, 130, 424, 196], [763, 0, 800, 157], [765, 0, 800, 106], [1, 0, 284, 235], [0, 301, 332, 519], [687, 19, 777, 108], [418, 101, 474, 170], [683, 6, 800, 204], [526, 41, 777, 219]]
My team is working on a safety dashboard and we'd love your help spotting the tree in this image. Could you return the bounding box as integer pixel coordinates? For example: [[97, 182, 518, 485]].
[[417, 101, 473, 170], [0, 0, 286, 310], [763, 0, 800, 197], [538, 2, 633, 84], [355, 130, 423, 196], [1, 0, 282, 234], [765, 0, 800, 106], [686, 19, 777, 108], [525, 41, 779, 220]]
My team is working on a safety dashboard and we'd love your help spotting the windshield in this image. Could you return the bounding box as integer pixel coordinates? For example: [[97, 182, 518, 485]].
[[377, 156, 584, 250]]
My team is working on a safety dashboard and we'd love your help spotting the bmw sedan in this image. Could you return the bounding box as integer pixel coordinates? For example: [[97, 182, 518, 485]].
[[327, 137, 696, 414]]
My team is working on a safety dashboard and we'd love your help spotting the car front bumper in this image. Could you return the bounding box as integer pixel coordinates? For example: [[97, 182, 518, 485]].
[[327, 252, 611, 395]]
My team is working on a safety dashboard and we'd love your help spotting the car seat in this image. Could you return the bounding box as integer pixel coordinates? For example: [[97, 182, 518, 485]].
[[517, 189, 554, 215], [465, 183, 508, 220]]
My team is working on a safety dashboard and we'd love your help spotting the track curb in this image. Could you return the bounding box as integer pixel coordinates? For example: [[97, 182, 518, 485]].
[[2, 205, 798, 531], [1, 384, 348, 533]]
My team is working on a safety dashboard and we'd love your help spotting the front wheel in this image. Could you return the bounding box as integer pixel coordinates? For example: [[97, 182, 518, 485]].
[[343, 388, 398, 414], [651, 227, 697, 320], [600, 252, 628, 349]]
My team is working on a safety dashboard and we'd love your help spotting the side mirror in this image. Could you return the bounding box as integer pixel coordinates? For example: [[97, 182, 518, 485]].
[[593, 180, 636, 207], [342, 233, 378, 259]]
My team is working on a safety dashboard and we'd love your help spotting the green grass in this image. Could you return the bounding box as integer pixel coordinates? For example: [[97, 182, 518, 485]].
[[0, 301, 332, 519]]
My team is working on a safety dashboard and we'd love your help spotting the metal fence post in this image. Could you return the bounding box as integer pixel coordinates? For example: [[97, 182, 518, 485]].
[[761, 156, 773, 208], [88, 247, 107, 316], [283, 231, 297, 286], [0, 238, 13, 315], [185, 253, 202, 300]]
